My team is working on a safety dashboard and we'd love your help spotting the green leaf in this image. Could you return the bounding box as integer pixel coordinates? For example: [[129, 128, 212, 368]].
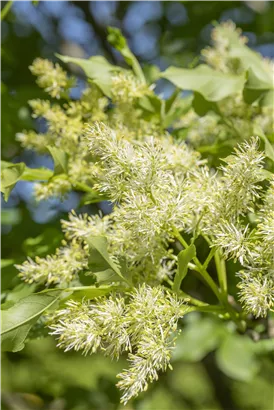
[[20, 167, 53, 181], [60, 285, 118, 304], [1, 291, 60, 352], [22, 228, 62, 257], [86, 236, 128, 285], [107, 27, 146, 84], [56, 53, 118, 97], [243, 69, 273, 106], [163, 91, 194, 127], [92, 268, 122, 285], [1, 0, 13, 21], [192, 92, 218, 116], [229, 45, 274, 106], [1, 208, 21, 225], [1, 161, 53, 201], [173, 315, 225, 362], [1, 259, 18, 291], [80, 191, 108, 206], [1, 162, 26, 201], [47, 146, 68, 175], [216, 333, 259, 381], [4, 283, 36, 304], [230, 46, 272, 87], [161, 65, 245, 102], [173, 244, 196, 293], [1, 259, 15, 269], [252, 339, 274, 355], [137, 94, 163, 124], [254, 126, 274, 162], [142, 64, 161, 84]]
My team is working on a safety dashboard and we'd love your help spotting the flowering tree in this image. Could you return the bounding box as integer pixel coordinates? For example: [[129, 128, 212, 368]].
[[1, 23, 273, 405]]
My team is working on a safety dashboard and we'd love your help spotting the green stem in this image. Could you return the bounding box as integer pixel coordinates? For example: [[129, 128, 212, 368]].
[[73, 181, 101, 195], [1, 1, 13, 20], [178, 290, 209, 307], [172, 226, 222, 302], [193, 258, 222, 303], [203, 246, 217, 269], [172, 227, 246, 331], [186, 305, 226, 314], [130, 55, 146, 84], [165, 277, 207, 307], [214, 250, 228, 294]]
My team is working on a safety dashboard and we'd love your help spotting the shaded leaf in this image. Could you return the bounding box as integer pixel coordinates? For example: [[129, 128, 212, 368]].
[[216, 333, 259, 381], [1, 291, 61, 352], [22, 228, 62, 257], [1, 208, 21, 225], [1, 260, 18, 291], [86, 236, 128, 284], [1, 259, 15, 269], [173, 315, 225, 362], [5, 283, 36, 304], [192, 92, 217, 116], [252, 339, 274, 355]]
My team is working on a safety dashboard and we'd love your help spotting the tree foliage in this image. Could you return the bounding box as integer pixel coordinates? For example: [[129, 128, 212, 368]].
[[1, 11, 274, 410]]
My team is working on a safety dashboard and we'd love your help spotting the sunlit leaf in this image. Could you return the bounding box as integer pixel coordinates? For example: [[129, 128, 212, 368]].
[[161, 65, 245, 102], [56, 53, 119, 97], [1, 162, 25, 201], [1, 161, 53, 201], [47, 146, 68, 175], [229, 45, 274, 106]]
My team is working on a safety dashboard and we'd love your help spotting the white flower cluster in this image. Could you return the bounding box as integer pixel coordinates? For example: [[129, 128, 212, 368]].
[[85, 127, 273, 316], [16, 122, 273, 318], [236, 181, 274, 317], [49, 285, 186, 403], [83, 122, 204, 282], [15, 240, 88, 286]]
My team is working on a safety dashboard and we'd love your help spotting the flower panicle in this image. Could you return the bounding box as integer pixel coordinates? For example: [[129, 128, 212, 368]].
[[29, 58, 75, 99], [48, 285, 187, 403], [61, 210, 111, 241], [15, 240, 88, 286]]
